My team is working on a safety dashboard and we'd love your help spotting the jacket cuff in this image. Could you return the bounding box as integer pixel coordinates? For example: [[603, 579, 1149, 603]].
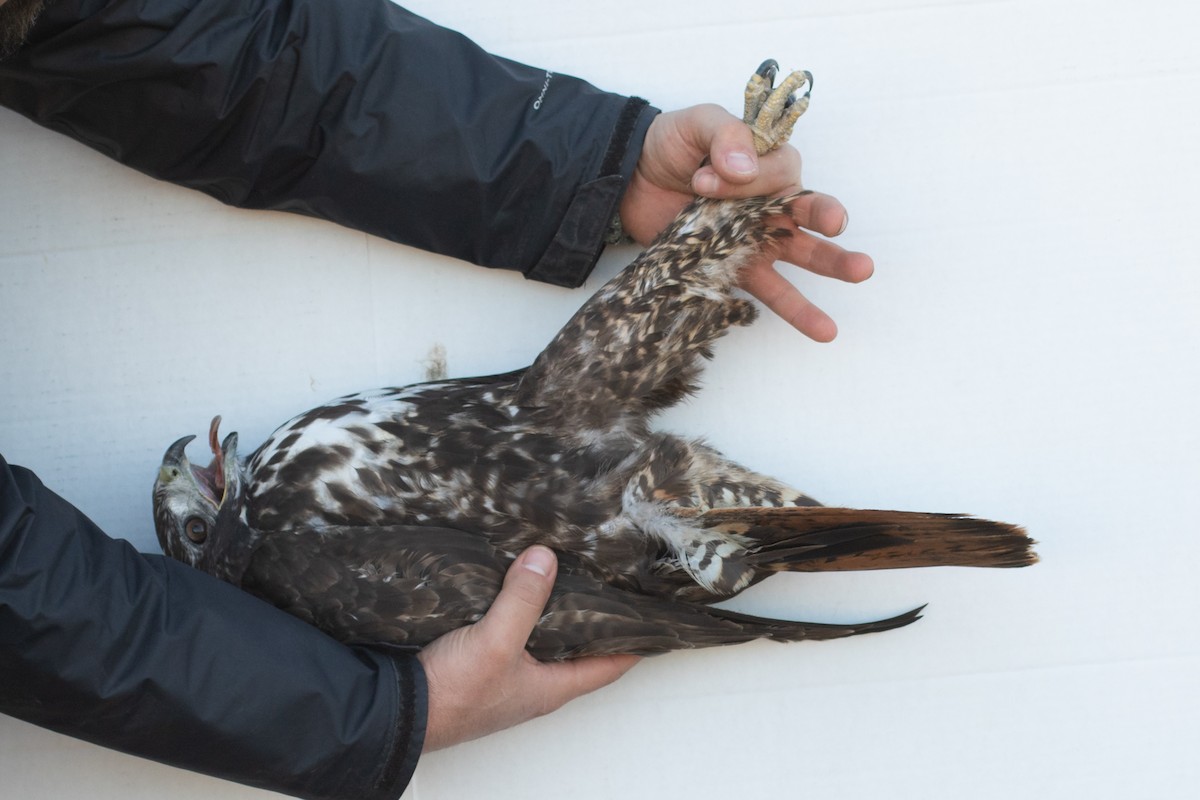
[[373, 652, 428, 797], [525, 97, 658, 288]]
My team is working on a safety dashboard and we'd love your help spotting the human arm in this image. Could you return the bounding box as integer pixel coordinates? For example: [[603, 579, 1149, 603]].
[[0, 455, 423, 800], [2, 1, 872, 334], [0, 0, 655, 288]]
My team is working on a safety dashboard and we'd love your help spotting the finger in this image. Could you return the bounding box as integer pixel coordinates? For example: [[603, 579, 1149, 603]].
[[536, 655, 641, 714], [673, 104, 760, 189], [694, 144, 802, 199], [740, 266, 839, 342], [705, 113, 760, 185], [773, 228, 875, 284], [564, 654, 640, 692], [476, 546, 557, 652], [782, 190, 850, 238]]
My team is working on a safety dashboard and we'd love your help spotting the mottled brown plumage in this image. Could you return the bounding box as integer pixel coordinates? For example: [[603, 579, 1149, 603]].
[[152, 62, 1035, 660]]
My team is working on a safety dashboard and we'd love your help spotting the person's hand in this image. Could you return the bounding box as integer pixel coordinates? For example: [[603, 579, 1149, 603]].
[[416, 546, 639, 752], [619, 104, 874, 343]]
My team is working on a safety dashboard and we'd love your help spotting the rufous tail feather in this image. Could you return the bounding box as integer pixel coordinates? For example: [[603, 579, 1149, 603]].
[[700, 507, 1037, 572]]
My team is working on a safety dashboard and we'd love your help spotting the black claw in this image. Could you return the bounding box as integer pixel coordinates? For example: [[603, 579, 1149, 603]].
[[784, 71, 814, 108], [755, 58, 779, 84]]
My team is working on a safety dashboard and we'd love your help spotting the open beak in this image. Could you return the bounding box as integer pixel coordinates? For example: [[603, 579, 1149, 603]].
[[158, 416, 232, 508]]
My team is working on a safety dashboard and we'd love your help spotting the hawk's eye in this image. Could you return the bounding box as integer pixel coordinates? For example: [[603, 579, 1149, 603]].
[[184, 518, 208, 544]]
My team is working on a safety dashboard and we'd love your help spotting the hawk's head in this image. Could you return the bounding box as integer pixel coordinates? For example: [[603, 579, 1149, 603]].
[[153, 416, 256, 583]]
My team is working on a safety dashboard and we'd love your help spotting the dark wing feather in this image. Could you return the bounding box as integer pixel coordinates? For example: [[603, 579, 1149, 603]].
[[534, 566, 923, 660], [242, 526, 506, 648], [239, 524, 923, 660]]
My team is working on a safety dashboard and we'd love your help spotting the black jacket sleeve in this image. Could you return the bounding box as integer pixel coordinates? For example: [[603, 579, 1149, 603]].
[[0, 455, 425, 800], [0, 0, 657, 287]]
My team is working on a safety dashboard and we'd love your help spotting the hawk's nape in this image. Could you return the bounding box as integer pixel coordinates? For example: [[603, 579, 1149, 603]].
[[152, 61, 1036, 662]]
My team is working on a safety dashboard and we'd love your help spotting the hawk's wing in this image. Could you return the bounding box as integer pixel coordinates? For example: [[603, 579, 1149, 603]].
[[242, 526, 505, 648], [241, 525, 922, 660]]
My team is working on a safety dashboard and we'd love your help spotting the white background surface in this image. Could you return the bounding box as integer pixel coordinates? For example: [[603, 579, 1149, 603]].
[[3, 0, 1199, 797]]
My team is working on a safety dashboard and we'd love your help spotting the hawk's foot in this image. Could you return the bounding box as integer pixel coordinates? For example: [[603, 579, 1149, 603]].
[[743, 59, 813, 156]]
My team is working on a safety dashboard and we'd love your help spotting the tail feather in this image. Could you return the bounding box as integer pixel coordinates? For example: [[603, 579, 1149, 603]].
[[700, 507, 1037, 572]]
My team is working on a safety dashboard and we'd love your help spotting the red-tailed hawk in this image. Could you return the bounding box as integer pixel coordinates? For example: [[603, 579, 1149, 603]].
[[153, 62, 1035, 659]]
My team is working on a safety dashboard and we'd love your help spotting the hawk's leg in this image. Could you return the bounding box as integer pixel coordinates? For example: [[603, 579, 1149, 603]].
[[617, 434, 816, 598], [516, 63, 812, 430], [687, 441, 821, 509], [616, 434, 756, 597]]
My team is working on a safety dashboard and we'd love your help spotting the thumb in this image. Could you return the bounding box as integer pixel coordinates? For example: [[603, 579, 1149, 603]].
[[707, 122, 760, 184], [689, 111, 760, 195], [476, 546, 557, 652]]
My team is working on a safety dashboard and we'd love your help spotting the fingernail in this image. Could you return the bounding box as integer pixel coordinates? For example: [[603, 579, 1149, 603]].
[[522, 546, 554, 577], [693, 171, 720, 195], [836, 211, 849, 236], [726, 151, 757, 175]]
